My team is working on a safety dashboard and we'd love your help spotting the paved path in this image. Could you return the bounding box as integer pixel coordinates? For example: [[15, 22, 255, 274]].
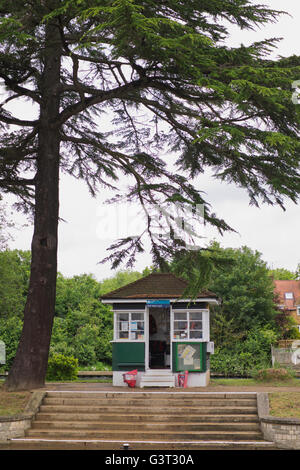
[[43, 381, 300, 393]]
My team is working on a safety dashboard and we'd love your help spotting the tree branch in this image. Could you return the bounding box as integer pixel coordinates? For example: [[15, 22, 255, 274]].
[[0, 73, 41, 104], [0, 177, 36, 187], [0, 114, 39, 127], [57, 78, 150, 125]]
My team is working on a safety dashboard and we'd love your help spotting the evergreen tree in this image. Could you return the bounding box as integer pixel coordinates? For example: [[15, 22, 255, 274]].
[[0, 1, 299, 390]]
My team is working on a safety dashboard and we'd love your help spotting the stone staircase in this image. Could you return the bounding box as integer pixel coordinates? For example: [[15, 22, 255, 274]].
[[10, 391, 277, 450], [140, 369, 176, 388]]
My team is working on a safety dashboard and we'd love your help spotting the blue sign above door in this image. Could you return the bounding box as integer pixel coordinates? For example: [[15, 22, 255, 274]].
[[147, 300, 170, 306]]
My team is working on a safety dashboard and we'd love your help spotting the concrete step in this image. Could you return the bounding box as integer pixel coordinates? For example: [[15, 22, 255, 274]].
[[140, 370, 176, 387], [42, 397, 257, 407], [39, 404, 258, 415], [16, 391, 274, 449], [25, 428, 264, 441], [45, 391, 257, 399], [142, 369, 172, 374], [35, 412, 259, 423], [8, 439, 278, 450], [31, 420, 261, 432], [140, 381, 175, 387]]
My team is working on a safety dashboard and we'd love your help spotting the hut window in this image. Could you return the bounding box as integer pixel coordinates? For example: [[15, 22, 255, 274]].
[[173, 311, 203, 340], [116, 312, 144, 340]]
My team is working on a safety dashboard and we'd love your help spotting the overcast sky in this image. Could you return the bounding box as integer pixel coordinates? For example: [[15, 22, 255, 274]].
[[5, 0, 300, 281]]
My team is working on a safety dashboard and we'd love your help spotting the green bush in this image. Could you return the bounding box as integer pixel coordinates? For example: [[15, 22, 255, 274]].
[[46, 353, 78, 381], [210, 326, 276, 377], [209, 349, 265, 377]]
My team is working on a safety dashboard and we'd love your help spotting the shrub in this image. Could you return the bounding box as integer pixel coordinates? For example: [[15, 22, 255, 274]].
[[253, 367, 294, 382], [46, 353, 78, 381], [210, 326, 276, 377], [210, 348, 271, 377], [210, 350, 249, 377], [0, 316, 23, 371]]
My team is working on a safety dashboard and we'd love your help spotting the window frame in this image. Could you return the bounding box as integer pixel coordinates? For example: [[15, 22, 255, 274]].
[[285, 292, 294, 300], [171, 309, 209, 342], [114, 310, 145, 342]]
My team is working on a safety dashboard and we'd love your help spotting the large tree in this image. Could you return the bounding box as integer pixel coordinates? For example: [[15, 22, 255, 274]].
[[1, 0, 299, 390]]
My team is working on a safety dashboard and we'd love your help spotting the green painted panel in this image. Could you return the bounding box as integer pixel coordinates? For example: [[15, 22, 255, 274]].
[[112, 342, 145, 371], [172, 342, 207, 372]]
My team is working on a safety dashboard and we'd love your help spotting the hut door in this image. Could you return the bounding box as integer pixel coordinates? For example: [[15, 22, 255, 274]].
[[148, 307, 170, 369]]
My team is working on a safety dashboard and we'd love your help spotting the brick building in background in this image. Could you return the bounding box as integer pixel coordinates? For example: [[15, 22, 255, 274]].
[[274, 280, 300, 333]]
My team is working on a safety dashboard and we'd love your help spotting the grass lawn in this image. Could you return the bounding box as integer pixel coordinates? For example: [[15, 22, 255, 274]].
[[211, 378, 300, 420], [269, 392, 300, 419], [210, 377, 300, 387], [0, 383, 31, 417], [0, 377, 113, 416]]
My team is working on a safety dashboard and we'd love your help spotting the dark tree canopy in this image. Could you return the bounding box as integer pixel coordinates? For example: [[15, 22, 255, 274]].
[[1, 0, 300, 266], [0, 0, 299, 389]]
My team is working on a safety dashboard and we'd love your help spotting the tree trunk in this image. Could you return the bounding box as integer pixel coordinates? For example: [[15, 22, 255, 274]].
[[4, 21, 62, 391]]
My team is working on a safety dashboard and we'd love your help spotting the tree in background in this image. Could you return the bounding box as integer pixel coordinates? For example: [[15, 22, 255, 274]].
[[204, 244, 300, 375], [208, 244, 278, 332], [0, 266, 118, 370], [273, 308, 300, 341], [1, 1, 300, 390], [202, 243, 285, 376], [268, 267, 298, 280], [51, 296, 113, 367], [0, 250, 30, 371], [55, 273, 103, 317], [0, 247, 299, 374], [171, 242, 284, 375], [0, 259, 151, 371], [99, 270, 144, 296], [172, 242, 278, 334], [0, 250, 31, 319]]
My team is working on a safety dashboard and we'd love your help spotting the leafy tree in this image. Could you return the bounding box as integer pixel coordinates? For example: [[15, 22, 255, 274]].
[[0, 315, 23, 370], [268, 268, 297, 280], [273, 308, 300, 340], [55, 273, 102, 317], [207, 244, 278, 332], [1, 1, 300, 390], [172, 242, 278, 334], [210, 310, 244, 350], [49, 317, 72, 357], [50, 297, 113, 366], [99, 270, 143, 295], [0, 250, 31, 319]]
